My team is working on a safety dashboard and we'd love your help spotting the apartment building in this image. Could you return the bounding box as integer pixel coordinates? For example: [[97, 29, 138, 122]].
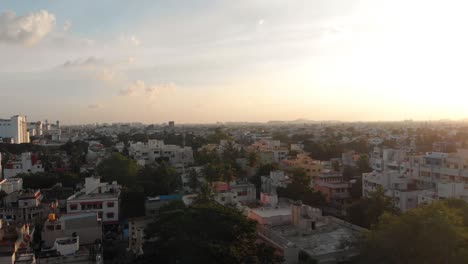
[[363, 148, 468, 212], [128, 139, 194, 166], [3, 152, 44, 179], [66, 177, 121, 224], [0, 115, 30, 144]]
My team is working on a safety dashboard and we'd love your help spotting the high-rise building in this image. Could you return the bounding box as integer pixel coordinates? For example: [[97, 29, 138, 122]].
[[0, 115, 30, 144]]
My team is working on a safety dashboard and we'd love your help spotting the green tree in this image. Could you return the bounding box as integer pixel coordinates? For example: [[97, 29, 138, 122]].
[[142, 201, 283, 264], [187, 168, 200, 191], [356, 155, 372, 174], [120, 185, 146, 218], [361, 200, 468, 264], [137, 162, 181, 196], [346, 187, 395, 228], [97, 153, 138, 186]]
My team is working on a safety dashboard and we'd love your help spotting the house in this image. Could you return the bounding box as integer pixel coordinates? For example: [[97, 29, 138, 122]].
[[3, 153, 44, 179], [41, 212, 102, 248], [248, 201, 364, 264], [66, 177, 121, 224]]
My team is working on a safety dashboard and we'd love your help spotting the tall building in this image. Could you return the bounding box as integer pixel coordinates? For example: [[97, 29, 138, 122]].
[[0, 115, 30, 144]]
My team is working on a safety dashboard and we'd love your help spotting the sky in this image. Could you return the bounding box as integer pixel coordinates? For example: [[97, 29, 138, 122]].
[[1, 0, 468, 124]]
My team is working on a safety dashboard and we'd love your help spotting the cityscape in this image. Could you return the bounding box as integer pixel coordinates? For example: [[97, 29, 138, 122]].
[[2, 1, 468, 264]]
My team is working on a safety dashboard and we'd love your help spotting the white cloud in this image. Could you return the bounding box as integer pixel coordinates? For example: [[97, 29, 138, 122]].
[[0, 10, 56, 46], [88, 103, 103, 109], [63, 20, 72, 32], [61, 56, 105, 69], [120, 34, 141, 47], [119, 80, 176, 99]]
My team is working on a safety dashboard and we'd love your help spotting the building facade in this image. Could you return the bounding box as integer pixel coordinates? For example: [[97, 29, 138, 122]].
[[0, 115, 30, 144]]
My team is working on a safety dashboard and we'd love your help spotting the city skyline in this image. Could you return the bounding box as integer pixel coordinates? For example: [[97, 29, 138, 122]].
[[2, 0, 468, 124]]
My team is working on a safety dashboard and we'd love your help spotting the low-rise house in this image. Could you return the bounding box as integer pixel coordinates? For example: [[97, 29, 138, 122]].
[[128, 139, 194, 167], [127, 217, 152, 256], [0, 178, 23, 194], [66, 177, 121, 224], [0, 189, 44, 222], [3, 153, 44, 179], [248, 201, 364, 264], [41, 212, 102, 248]]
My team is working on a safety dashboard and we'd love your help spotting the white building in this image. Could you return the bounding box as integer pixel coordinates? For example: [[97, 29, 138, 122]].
[[127, 217, 152, 256], [3, 152, 44, 179], [0, 178, 23, 194], [248, 201, 364, 264], [0, 115, 30, 144], [363, 149, 468, 212], [66, 177, 121, 224], [128, 139, 194, 166], [42, 212, 102, 248]]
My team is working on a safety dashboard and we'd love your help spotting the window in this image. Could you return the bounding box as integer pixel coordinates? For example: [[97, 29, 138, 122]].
[[98, 212, 103, 219], [107, 202, 114, 208], [107, 212, 115, 219], [55, 225, 62, 230], [46, 225, 54, 231]]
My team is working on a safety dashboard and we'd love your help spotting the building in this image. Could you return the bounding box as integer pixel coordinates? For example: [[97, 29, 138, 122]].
[[0, 178, 23, 194], [261, 170, 290, 195], [128, 139, 194, 166], [314, 181, 351, 206], [0, 221, 34, 264], [66, 177, 121, 224], [282, 153, 322, 181], [0, 115, 30, 144], [145, 195, 181, 217], [37, 236, 103, 264], [41, 212, 102, 248], [249, 139, 289, 163], [0, 189, 44, 222], [168, 121, 175, 128], [127, 217, 152, 256], [3, 153, 44, 179], [362, 149, 468, 212], [211, 181, 257, 207], [248, 201, 364, 263]]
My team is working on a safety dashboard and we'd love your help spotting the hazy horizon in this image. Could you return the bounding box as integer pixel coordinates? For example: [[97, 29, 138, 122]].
[[2, 0, 468, 124]]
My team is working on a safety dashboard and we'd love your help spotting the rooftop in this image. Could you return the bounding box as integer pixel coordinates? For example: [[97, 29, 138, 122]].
[[67, 190, 119, 201], [250, 206, 291, 218]]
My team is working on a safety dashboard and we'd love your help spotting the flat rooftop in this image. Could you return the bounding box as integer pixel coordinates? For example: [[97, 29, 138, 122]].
[[68, 191, 119, 201], [250, 206, 291, 218], [269, 217, 362, 256]]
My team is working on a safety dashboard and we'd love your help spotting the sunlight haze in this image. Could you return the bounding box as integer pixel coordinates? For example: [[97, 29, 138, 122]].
[[1, 0, 467, 124]]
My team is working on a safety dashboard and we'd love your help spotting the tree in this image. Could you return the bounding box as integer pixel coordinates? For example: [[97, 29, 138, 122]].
[[120, 186, 146, 218], [137, 162, 181, 196], [346, 187, 395, 228], [332, 160, 340, 172], [356, 155, 372, 174], [248, 151, 259, 167], [97, 153, 138, 186], [290, 167, 310, 186], [142, 201, 283, 264], [187, 168, 200, 191], [361, 200, 468, 264], [349, 178, 362, 199]]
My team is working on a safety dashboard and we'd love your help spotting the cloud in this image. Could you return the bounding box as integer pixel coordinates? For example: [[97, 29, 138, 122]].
[[0, 10, 56, 46], [60, 56, 105, 69], [88, 103, 103, 109], [63, 20, 72, 32], [96, 69, 117, 83], [119, 80, 176, 99], [120, 34, 141, 47]]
